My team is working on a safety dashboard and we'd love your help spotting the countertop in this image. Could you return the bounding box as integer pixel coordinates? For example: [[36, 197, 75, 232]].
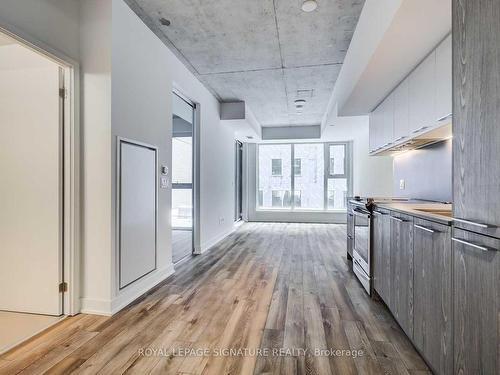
[[374, 201, 453, 225]]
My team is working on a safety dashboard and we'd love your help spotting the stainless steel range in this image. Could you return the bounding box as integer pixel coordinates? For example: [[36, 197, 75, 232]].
[[347, 197, 409, 295]]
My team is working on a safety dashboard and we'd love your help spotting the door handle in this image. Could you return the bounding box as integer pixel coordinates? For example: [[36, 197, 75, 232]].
[[390, 216, 407, 223], [414, 224, 436, 234], [453, 218, 496, 229], [452, 238, 495, 252]]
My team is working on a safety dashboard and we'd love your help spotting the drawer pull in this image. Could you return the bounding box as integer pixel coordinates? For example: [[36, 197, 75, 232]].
[[454, 218, 496, 229], [414, 224, 436, 233], [452, 238, 495, 252]]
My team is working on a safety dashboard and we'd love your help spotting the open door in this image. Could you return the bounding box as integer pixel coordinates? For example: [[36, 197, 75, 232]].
[[0, 38, 64, 316]]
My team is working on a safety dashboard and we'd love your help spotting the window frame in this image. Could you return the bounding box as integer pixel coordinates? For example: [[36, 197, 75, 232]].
[[256, 142, 352, 212]]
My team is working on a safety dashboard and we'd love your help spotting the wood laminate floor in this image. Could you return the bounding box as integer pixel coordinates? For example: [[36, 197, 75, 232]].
[[0, 223, 430, 375]]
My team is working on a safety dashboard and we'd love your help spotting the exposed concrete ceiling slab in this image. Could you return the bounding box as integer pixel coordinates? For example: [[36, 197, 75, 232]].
[[128, 0, 365, 127]]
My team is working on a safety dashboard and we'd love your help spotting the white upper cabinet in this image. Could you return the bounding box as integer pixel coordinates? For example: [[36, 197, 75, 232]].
[[394, 78, 410, 142], [409, 50, 436, 134], [435, 34, 452, 122], [369, 34, 452, 155]]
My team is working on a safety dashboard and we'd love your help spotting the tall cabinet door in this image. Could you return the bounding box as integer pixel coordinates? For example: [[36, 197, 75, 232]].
[[435, 34, 452, 122], [453, 0, 500, 236], [453, 229, 500, 374], [373, 209, 391, 307], [413, 219, 453, 375], [390, 212, 414, 339]]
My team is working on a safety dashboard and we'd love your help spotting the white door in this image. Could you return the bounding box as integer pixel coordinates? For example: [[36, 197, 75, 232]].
[[0, 43, 63, 315]]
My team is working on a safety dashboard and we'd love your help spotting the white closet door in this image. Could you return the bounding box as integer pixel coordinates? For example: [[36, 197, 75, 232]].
[[119, 140, 157, 288], [0, 46, 62, 315]]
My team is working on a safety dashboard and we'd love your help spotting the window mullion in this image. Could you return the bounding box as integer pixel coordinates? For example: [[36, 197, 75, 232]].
[[291, 143, 295, 210]]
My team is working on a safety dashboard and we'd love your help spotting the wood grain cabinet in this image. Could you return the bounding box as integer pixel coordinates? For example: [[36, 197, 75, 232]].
[[372, 209, 392, 308], [389, 212, 414, 339], [452, 229, 500, 374], [413, 218, 453, 375]]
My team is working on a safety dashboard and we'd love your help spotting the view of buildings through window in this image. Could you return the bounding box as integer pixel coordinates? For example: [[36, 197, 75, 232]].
[[258, 143, 350, 210]]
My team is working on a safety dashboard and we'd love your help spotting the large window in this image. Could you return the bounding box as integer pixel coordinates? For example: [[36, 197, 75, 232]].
[[257, 142, 351, 211]]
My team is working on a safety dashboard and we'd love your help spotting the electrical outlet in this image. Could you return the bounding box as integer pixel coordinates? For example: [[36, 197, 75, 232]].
[[399, 179, 406, 190]]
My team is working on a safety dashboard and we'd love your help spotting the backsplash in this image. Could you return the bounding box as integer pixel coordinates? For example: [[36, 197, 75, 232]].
[[393, 139, 452, 202]]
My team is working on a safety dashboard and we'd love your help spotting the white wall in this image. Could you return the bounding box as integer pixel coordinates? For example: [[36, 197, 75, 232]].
[[0, 0, 80, 61], [79, 0, 113, 315], [322, 114, 393, 197], [110, 0, 236, 313]]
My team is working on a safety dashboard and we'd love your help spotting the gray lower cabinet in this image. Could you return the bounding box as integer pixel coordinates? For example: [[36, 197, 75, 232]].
[[390, 212, 414, 339], [413, 218, 452, 375], [453, 229, 500, 374], [347, 208, 354, 259], [373, 209, 391, 308]]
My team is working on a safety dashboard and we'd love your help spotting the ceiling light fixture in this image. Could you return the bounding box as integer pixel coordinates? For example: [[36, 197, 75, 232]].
[[301, 0, 318, 12]]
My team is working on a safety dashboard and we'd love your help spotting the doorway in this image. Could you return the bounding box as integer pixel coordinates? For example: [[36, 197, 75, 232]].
[[0, 31, 67, 353], [171, 93, 195, 263], [235, 141, 243, 222]]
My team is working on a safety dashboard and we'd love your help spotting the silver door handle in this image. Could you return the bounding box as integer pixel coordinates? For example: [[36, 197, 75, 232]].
[[414, 224, 436, 233], [452, 238, 495, 252], [412, 125, 429, 133], [390, 216, 406, 223], [453, 218, 496, 229], [437, 113, 452, 122]]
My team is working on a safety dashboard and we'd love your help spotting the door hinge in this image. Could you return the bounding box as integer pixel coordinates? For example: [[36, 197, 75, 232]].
[[59, 88, 66, 99], [59, 282, 68, 293]]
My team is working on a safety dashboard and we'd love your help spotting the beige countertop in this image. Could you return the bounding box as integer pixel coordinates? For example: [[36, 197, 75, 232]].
[[374, 202, 453, 225]]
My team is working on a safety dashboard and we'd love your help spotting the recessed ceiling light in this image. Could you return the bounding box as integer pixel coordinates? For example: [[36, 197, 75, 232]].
[[301, 0, 317, 12]]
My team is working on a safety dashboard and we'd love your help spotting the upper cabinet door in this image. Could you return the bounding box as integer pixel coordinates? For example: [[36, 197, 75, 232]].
[[381, 92, 395, 147], [409, 51, 436, 134], [453, 0, 500, 234], [435, 34, 452, 123], [394, 78, 410, 142]]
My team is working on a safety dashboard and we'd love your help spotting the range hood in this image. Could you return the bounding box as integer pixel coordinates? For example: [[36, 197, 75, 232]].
[[378, 122, 452, 156]]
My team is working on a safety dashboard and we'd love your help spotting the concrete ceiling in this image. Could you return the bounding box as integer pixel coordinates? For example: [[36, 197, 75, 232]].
[[126, 0, 364, 127]]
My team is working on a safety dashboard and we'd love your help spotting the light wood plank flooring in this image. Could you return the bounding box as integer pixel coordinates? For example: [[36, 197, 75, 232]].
[[0, 223, 430, 374]]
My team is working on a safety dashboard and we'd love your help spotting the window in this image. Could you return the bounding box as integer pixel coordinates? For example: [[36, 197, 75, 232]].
[[271, 159, 282, 176], [294, 158, 302, 176], [257, 142, 351, 211]]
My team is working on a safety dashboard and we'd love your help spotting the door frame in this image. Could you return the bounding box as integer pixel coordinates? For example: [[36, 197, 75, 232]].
[[172, 87, 201, 255], [0, 25, 80, 316]]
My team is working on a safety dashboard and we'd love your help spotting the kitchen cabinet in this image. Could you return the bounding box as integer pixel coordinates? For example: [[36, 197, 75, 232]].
[[390, 212, 413, 338], [369, 103, 383, 153], [381, 92, 394, 147], [409, 51, 436, 135], [435, 34, 452, 123], [413, 218, 452, 375], [452, 229, 500, 374], [372, 209, 391, 308], [393, 78, 409, 143], [453, 0, 500, 238]]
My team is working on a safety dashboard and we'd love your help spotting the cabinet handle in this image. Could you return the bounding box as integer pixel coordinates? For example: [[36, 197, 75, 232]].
[[414, 224, 436, 234], [347, 235, 353, 240], [353, 260, 370, 280], [453, 217, 496, 229], [394, 136, 407, 142], [390, 216, 407, 223], [452, 238, 495, 252], [412, 125, 429, 134], [437, 113, 452, 122], [373, 211, 387, 216]]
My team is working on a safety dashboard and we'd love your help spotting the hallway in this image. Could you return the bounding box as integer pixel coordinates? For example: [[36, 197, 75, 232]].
[[0, 223, 429, 374]]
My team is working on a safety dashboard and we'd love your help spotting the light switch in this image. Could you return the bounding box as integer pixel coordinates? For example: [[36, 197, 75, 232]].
[[399, 179, 406, 190]]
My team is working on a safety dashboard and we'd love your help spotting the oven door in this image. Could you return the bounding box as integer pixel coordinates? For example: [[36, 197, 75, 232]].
[[353, 207, 371, 276]]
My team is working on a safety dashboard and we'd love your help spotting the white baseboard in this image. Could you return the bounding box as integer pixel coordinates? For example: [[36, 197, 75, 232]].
[[80, 264, 175, 316], [199, 226, 237, 254]]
